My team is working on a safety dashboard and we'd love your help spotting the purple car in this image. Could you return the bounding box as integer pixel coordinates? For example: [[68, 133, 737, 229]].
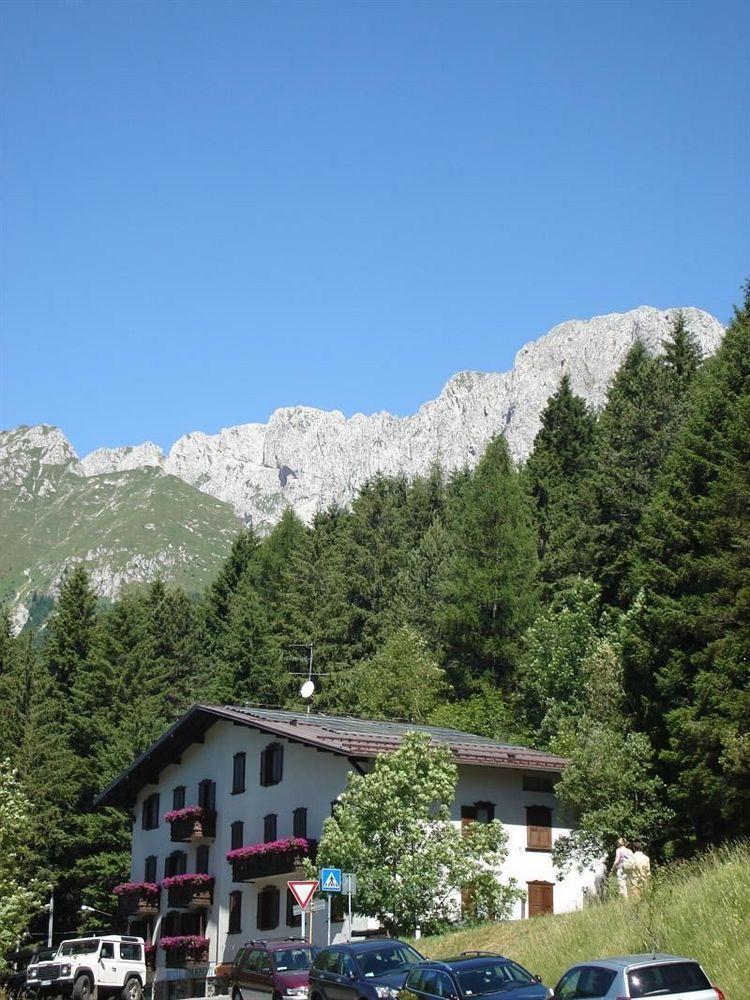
[[231, 939, 320, 1000]]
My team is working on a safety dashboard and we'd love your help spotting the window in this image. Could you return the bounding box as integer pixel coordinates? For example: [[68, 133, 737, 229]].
[[555, 966, 618, 1000], [144, 855, 157, 883], [628, 962, 711, 998], [198, 779, 216, 811], [526, 805, 552, 851], [232, 752, 246, 794], [523, 774, 555, 793], [286, 887, 301, 927], [120, 944, 143, 962], [462, 801, 495, 825], [100, 943, 115, 960], [164, 851, 187, 878], [172, 785, 186, 810], [141, 792, 160, 830], [293, 807, 307, 839], [228, 890, 242, 934], [263, 813, 277, 842], [257, 885, 280, 930], [231, 821, 244, 851], [196, 845, 210, 874], [260, 742, 283, 786]]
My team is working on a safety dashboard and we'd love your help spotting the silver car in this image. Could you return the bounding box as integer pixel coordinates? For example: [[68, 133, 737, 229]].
[[552, 954, 724, 1000]]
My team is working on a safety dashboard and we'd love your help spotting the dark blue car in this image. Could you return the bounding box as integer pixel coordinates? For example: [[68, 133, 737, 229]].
[[309, 940, 424, 1000], [404, 954, 552, 1000]]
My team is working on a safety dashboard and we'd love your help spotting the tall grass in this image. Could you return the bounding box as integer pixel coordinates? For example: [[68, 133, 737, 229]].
[[415, 842, 750, 999]]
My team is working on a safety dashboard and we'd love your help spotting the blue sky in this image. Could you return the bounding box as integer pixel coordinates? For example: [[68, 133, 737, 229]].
[[2, 0, 748, 456]]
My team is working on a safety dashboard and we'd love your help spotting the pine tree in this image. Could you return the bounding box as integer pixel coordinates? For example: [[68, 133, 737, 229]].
[[208, 575, 283, 706], [590, 323, 705, 607], [439, 436, 539, 690], [629, 286, 750, 845], [524, 375, 596, 594], [203, 529, 261, 644], [44, 565, 98, 694]]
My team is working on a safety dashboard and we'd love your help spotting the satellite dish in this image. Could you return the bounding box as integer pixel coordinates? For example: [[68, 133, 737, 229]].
[[300, 680, 315, 700]]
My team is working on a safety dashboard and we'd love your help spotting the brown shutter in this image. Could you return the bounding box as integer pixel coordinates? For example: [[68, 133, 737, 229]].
[[527, 881, 554, 916], [526, 806, 552, 850]]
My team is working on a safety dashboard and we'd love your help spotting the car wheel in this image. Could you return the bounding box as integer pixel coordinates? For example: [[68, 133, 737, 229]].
[[73, 977, 93, 1000], [121, 980, 142, 1000]]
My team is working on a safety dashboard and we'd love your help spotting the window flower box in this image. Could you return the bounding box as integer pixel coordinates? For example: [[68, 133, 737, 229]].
[[113, 881, 161, 917], [161, 872, 214, 909], [226, 837, 317, 882], [159, 935, 209, 968], [165, 805, 217, 843]]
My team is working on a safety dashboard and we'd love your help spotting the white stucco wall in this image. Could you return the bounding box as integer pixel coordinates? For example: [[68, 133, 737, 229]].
[[127, 719, 599, 984]]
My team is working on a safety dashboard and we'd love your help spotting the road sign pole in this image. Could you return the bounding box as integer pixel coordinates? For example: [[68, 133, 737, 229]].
[[327, 893, 331, 946], [347, 885, 352, 940], [301, 907, 306, 942]]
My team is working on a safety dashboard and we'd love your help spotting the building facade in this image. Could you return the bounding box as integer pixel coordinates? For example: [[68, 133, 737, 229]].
[[98, 705, 600, 997]]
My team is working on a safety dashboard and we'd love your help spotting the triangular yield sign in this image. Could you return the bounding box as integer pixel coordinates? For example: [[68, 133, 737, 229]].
[[288, 879, 319, 910]]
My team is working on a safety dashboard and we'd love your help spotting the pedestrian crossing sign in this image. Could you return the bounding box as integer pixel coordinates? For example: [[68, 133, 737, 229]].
[[320, 867, 342, 892]]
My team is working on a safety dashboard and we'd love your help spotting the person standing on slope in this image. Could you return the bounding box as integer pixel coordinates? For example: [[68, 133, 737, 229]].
[[610, 837, 634, 896]]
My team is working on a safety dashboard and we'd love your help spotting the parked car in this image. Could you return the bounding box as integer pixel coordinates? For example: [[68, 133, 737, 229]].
[[309, 939, 424, 1000], [29, 935, 146, 1000], [230, 938, 320, 1000], [552, 954, 725, 1000], [405, 953, 552, 1000]]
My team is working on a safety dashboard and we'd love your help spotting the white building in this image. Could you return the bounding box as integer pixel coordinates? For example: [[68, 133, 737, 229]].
[[97, 705, 599, 997]]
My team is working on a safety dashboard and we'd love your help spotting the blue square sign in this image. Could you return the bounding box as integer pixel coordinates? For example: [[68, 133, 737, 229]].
[[320, 867, 342, 892]]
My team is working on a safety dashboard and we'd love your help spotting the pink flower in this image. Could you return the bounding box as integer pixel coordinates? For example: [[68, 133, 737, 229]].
[[226, 836, 312, 862], [161, 872, 215, 889], [113, 881, 160, 896], [164, 805, 206, 823], [159, 935, 209, 953]]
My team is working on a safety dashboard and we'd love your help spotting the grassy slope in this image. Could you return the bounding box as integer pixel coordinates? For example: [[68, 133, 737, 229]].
[[416, 844, 750, 1000], [0, 465, 242, 609]]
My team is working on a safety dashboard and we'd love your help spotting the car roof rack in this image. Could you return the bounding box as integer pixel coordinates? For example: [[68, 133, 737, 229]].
[[458, 952, 503, 958]]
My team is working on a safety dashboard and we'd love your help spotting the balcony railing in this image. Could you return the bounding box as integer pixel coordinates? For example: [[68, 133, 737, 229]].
[[162, 874, 214, 909], [165, 806, 217, 843], [227, 837, 317, 883], [113, 882, 161, 918]]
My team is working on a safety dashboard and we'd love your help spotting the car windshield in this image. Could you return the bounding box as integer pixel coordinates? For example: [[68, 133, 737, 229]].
[[274, 948, 318, 972], [357, 945, 423, 978], [32, 951, 57, 964], [59, 941, 99, 957], [457, 960, 535, 994]]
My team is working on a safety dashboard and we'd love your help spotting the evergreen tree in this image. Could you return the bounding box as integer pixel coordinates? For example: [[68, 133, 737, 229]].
[[203, 528, 261, 644], [439, 436, 539, 690], [524, 375, 596, 594], [661, 310, 704, 398], [44, 565, 98, 694], [207, 574, 283, 706], [629, 286, 750, 845]]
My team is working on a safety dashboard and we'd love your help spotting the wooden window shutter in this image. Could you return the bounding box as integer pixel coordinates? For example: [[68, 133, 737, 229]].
[[526, 806, 552, 851], [269, 886, 280, 927]]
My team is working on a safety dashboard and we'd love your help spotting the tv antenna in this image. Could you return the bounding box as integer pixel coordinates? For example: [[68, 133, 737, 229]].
[[289, 643, 315, 713]]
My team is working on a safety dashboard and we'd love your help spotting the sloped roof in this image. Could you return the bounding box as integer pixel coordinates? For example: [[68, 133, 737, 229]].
[[96, 703, 566, 808]]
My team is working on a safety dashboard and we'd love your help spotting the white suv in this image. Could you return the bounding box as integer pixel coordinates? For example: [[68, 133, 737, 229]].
[[34, 936, 146, 1000]]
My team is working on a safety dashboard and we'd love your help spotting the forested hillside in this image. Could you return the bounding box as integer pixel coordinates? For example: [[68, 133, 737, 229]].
[[1, 290, 748, 946]]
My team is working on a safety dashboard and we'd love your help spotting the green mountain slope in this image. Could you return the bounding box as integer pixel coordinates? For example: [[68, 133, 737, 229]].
[[0, 428, 241, 625]]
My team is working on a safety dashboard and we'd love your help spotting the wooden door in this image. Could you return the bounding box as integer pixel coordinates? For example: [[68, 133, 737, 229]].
[[527, 881, 554, 916]]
